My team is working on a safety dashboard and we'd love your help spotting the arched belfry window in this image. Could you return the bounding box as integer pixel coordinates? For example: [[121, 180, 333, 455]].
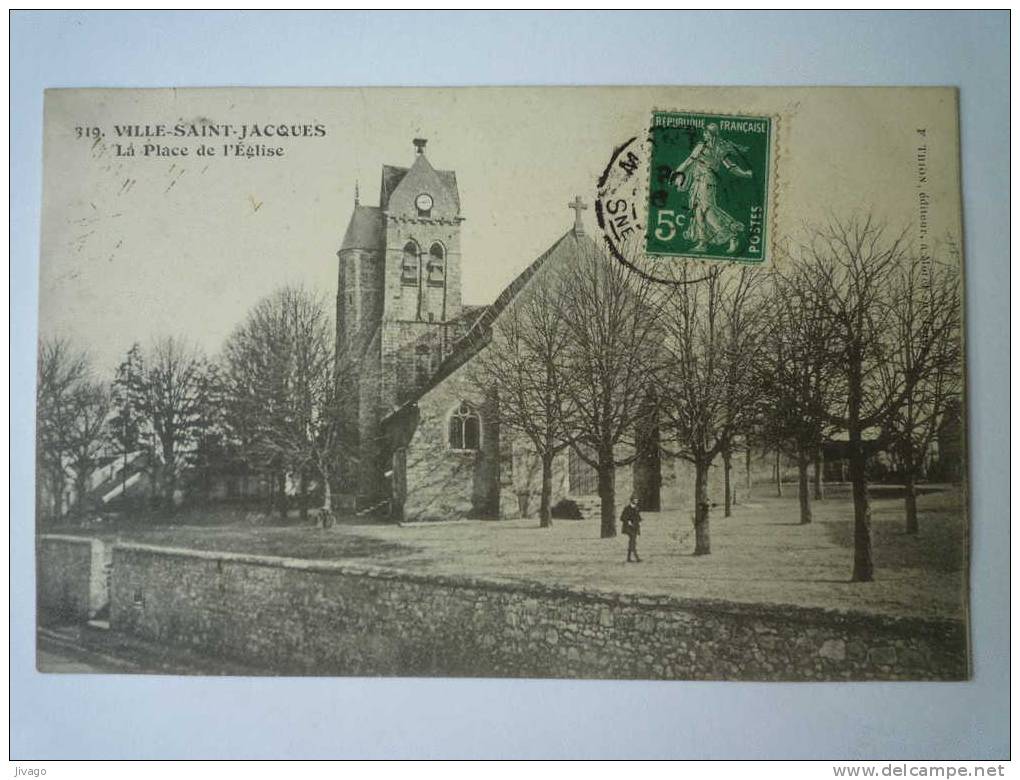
[[448, 401, 481, 451], [427, 242, 446, 286], [401, 241, 419, 286]]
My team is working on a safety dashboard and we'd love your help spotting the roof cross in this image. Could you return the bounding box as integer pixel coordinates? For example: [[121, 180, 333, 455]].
[[568, 195, 588, 235]]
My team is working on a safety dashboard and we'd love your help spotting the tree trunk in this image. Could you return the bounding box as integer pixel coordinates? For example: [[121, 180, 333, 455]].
[[122, 451, 129, 509], [74, 472, 88, 522], [848, 428, 874, 582], [299, 472, 309, 522], [774, 449, 783, 497], [693, 459, 711, 555], [265, 471, 277, 516], [904, 470, 918, 535], [49, 466, 66, 523], [278, 471, 288, 521], [813, 447, 825, 500], [797, 444, 812, 525], [745, 447, 752, 499], [162, 443, 176, 512], [539, 452, 553, 528], [722, 449, 733, 517], [597, 453, 616, 538], [321, 472, 333, 512]]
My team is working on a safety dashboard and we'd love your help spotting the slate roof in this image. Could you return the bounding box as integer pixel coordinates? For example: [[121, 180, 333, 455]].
[[340, 205, 385, 252], [380, 166, 407, 209], [445, 304, 489, 334], [380, 163, 460, 211]]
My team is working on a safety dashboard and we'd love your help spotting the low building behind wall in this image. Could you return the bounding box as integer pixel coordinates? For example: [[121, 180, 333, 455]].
[[37, 535, 110, 624], [110, 542, 968, 681]]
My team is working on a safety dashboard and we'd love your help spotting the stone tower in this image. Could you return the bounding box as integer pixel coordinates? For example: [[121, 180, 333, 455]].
[[336, 139, 464, 502]]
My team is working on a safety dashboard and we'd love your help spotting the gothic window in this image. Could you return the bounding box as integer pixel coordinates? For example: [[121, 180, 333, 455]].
[[427, 242, 446, 286], [401, 241, 419, 286], [448, 401, 481, 451]]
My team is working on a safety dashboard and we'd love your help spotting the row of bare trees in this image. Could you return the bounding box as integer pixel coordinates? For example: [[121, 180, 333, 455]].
[[37, 285, 348, 523], [36, 215, 961, 582], [474, 244, 665, 538], [474, 216, 961, 582], [37, 335, 219, 521], [36, 339, 111, 521], [474, 239, 767, 546], [762, 219, 961, 580]]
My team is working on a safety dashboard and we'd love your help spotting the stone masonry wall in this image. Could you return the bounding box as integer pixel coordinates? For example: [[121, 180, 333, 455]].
[[38, 535, 110, 624], [401, 361, 502, 521], [111, 542, 967, 681]]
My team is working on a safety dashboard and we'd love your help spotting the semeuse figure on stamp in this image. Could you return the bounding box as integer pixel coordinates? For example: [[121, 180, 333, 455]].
[[621, 495, 642, 563], [672, 122, 752, 254]]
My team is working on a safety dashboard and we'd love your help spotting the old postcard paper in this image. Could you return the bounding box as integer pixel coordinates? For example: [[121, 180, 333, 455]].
[[36, 87, 966, 680]]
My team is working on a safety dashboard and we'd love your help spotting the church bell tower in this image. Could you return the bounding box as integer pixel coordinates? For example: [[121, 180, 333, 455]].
[[381, 138, 463, 326], [377, 138, 464, 406], [336, 138, 465, 502]]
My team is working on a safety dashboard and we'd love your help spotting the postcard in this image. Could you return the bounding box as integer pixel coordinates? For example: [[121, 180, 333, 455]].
[[36, 87, 966, 680]]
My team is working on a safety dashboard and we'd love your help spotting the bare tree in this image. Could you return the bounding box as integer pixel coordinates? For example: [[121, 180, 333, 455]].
[[108, 343, 147, 506], [655, 264, 766, 555], [223, 286, 352, 518], [881, 250, 962, 533], [221, 317, 285, 515], [471, 274, 576, 527], [557, 242, 664, 538], [188, 362, 233, 505], [759, 262, 842, 525], [790, 216, 950, 581], [813, 447, 825, 501], [36, 337, 91, 522], [64, 380, 112, 519]]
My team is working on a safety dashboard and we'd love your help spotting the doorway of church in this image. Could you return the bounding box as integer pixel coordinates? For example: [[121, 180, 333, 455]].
[[568, 448, 598, 496]]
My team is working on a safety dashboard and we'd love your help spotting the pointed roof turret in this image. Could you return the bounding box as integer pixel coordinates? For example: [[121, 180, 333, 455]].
[[340, 205, 384, 252]]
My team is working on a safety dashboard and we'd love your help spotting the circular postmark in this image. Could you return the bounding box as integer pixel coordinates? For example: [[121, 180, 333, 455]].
[[595, 110, 775, 285]]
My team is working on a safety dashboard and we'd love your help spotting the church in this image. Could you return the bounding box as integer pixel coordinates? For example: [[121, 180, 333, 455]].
[[336, 139, 695, 522]]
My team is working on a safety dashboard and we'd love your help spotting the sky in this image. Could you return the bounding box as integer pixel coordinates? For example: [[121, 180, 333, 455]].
[[39, 86, 962, 376]]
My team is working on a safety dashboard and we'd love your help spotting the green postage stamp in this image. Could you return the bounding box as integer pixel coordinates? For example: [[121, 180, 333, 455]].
[[645, 111, 772, 264]]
